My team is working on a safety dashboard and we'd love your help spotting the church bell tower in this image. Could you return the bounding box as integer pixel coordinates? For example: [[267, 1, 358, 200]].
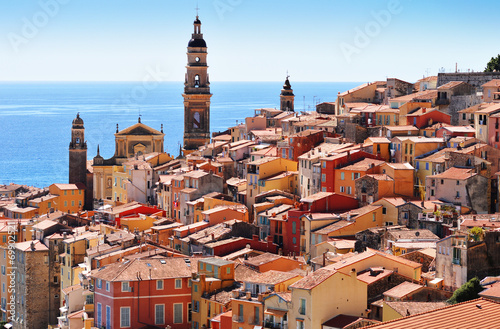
[[280, 75, 295, 112], [183, 15, 212, 153], [69, 113, 87, 186]]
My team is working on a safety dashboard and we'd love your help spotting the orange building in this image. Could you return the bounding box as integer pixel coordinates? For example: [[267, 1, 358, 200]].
[[49, 183, 85, 214], [334, 158, 385, 197]]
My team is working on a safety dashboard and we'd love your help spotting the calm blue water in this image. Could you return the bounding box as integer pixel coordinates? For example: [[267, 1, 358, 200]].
[[0, 81, 358, 187]]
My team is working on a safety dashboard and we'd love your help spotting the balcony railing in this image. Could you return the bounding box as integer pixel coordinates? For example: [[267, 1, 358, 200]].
[[232, 315, 244, 323], [298, 307, 306, 315], [249, 316, 261, 325], [452, 258, 461, 265], [264, 320, 287, 329]]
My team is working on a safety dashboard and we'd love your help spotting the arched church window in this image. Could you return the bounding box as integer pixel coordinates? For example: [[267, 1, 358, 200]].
[[193, 112, 200, 129], [76, 138, 80, 144], [194, 75, 200, 87]]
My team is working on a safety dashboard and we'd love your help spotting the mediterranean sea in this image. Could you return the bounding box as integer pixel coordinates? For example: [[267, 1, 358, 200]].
[[0, 81, 359, 187]]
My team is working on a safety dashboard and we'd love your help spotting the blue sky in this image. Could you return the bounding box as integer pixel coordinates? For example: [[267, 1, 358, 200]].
[[0, 0, 498, 82]]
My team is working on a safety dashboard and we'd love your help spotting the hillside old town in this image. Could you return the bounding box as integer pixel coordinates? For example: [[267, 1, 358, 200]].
[[4, 15, 500, 329]]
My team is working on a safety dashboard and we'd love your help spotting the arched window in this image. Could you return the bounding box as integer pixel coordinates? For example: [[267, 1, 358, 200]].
[[193, 112, 200, 129], [194, 75, 200, 87]]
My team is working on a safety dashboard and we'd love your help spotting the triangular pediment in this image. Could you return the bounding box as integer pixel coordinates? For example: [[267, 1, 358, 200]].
[[115, 122, 163, 136]]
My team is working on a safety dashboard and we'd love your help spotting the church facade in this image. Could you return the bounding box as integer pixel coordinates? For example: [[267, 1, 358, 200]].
[[92, 118, 166, 201]]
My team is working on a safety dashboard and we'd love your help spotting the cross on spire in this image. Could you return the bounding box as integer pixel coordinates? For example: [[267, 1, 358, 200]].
[[195, 2, 199, 18]]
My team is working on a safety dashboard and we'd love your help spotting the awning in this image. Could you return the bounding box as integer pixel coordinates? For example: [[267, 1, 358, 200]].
[[264, 308, 287, 317]]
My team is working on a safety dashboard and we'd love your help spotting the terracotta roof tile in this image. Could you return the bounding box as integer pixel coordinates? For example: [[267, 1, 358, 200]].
[[91, 258, 193, 281], [364, 298, 500, 329], [289, 267, 337, 290], [428, 167, 475, 180], [385, 301, 448, 317], [244, 270, 300, 285], [383, 281, 424, 299]]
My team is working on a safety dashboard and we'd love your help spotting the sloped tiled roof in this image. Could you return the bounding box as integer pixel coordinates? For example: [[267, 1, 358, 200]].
[[364, 298, 500, 329], [91, 258, 193, 281], [289, 267, 337, 290]]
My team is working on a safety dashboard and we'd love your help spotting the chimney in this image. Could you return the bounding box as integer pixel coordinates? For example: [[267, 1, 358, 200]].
[[211, 233, 215, 241], [350, 268, 357, 278], [30, 241, 35, 251], [473, 215, 477, 221], [323, 249, 329, 267], [422, 108, 426, 114], [246, 291, 252, 300], [232, 290, 239, 299]]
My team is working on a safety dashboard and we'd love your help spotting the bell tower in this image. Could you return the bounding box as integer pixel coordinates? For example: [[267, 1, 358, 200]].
[[183, 15, 212, 153], [280, 75, 295, 112], [69, 113, 87, 186]]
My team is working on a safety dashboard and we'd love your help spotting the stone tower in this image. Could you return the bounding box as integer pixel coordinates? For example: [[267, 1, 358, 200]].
[[69, 113, 87, 186], [280, 76, 295, 112], [183, 15, 212, 153]]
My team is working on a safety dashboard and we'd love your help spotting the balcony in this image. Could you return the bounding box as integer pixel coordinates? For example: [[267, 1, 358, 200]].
[[249, 316, 261, 325], [264, 320, 287, 329], [298, 307, 306, 315], [233, 314, 244, 323], [452, 258, 461, 265]]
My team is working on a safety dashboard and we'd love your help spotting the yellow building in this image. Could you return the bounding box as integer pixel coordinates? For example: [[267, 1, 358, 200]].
[[246, 157, 298, 209], [27, 194, 58, 216], [49, 183, 85, 214], [111, 165, 129, 203], [301, 213, 339, 256], [191, 258, 235, 329], [375, 108, 400, 126], [289, 267, 368, 329], [328, 248, 422, 281], [365, 137, 391, 162], [336, 82, 380, 115], [392, 136, 445, 164], [119, 213, 160, 232], [60, 231, 100, 292], [373, 198, 406, 226], [229, 123, 247, 142], [328, 204, 385, 237]]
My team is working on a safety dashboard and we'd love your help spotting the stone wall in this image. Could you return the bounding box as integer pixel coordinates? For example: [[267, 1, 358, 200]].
[[15, 248, 50, 329], [466, 174, 490, 214], [467, 231, 500, 281], [400, 250, 435, 273], [447, 94, 483, 125], [367, 272, 412, 301], [355, 229, 381, 251], [437, 72, 500, 89]]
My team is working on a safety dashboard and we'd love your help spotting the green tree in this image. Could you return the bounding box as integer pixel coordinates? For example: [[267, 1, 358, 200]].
[[485, 54, 500, 72], [447, 277, 483, 304], [469, 226, 484, 241]]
